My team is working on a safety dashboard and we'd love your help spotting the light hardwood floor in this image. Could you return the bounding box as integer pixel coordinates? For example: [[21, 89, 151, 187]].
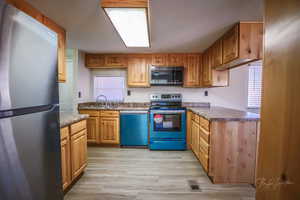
[[65, 147, 255, 200]]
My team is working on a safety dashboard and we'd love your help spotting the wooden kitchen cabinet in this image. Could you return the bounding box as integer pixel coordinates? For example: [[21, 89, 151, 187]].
[[104, 54, 127, 67], [85, 54, 127, 68], [127, 54, 151, 87], [211, 39, 223, 68], [60, 127, 71, 190], [186, 111, 193, 149], [168, 54, 185, 66], [152, 54, 168, 66], [70, 129, 87, 180], [202, 48, 229, 87], [79, 110, 100, 144], [99, 112, 120, 144], [188, 111, 259, 184], [184, 54, 202, 87], [85, 54, 105, 68], [219, 22, 263, 70]]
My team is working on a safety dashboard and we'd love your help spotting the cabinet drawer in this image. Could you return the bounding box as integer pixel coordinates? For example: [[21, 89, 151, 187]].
[[60, 127, 69, 140], [100, 110, 119, 117], [79, 110, 100, 117], [199, 127, 210, 143], [192, 113, 200, 124], [199, 137, 209, 155], [70, 120, 87, 135], [200, 116, 210, 131]]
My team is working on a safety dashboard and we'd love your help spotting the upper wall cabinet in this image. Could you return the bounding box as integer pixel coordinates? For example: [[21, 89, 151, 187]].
[[6, 0, 67, 82], [85, 54, 127, 68], [127, 54, 151, 88], [151, 54, 168, 66], [168, 54, 186, 66], [202, 48, 229, 87], [210, 39, 223, 68], [184, 54, 202, 88], [216, 22, 263, 70]]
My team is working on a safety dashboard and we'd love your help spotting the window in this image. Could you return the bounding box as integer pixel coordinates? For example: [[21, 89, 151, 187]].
[[94, 77, 125, 101], [248, 65, 262, 108]]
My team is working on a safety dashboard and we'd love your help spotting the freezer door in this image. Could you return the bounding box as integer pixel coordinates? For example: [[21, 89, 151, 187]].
[[0, 107, 62, 200], [0, 3, 58, 111]]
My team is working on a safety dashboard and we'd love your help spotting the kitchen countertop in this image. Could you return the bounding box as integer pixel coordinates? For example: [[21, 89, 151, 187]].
[[77, 102, 259, 121], [60, 112, 89, 128], [187, 106, 260, 121]]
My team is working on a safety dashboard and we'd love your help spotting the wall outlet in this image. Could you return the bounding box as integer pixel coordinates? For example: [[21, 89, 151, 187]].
[[127, 90, 131, 96], [204, 91, 208, 96], [78, 91, 82, 98]]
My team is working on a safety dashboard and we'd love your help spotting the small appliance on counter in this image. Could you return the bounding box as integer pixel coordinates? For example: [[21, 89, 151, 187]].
[[120, 110, 149, 147], [149, 94, 186, 150]]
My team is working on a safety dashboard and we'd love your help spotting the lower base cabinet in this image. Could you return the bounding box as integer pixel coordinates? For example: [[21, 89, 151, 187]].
[[79, 110, 120, 145], [189, 112, 259, 184], [60, 120, 87, 191]]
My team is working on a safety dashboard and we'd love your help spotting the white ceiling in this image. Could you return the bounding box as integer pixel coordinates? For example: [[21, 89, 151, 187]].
[[27, 0, 263, 53]]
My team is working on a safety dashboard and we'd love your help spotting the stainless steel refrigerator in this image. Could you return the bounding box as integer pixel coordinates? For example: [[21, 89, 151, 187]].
[[0, 1, 63, 200]]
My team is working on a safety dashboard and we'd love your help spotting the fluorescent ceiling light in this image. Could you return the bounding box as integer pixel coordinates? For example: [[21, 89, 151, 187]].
[[104, 8, 150, 47]]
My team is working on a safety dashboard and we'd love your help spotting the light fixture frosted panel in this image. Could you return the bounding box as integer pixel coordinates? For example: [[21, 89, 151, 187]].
[[105, 8, 149, 47]]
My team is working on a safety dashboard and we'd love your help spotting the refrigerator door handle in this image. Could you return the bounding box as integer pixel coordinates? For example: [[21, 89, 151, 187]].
[[0, 104, 59, 119]]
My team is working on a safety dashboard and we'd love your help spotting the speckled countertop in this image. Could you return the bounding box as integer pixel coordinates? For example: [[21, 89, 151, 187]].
[[78, 102, 150, 111], [60, 112, 89, 128], [187, 106, 260, 121]]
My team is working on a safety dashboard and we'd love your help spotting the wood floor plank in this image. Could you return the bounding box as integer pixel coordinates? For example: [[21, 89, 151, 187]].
[[65, 147, 255, 200]]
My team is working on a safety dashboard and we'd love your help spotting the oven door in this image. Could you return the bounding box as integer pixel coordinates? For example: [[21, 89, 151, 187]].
[[150, 110, 186, 139]]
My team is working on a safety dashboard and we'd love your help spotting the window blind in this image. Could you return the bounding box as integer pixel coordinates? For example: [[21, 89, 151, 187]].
[[248, 65, 262, 108], [94, 77, 125, 101]]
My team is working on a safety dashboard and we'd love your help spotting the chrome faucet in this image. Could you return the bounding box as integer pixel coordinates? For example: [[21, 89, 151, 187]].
[[96, 94, 108, 107]]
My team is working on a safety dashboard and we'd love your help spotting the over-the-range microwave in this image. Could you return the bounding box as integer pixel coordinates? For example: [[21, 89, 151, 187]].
[[150, 66, 184, 86]]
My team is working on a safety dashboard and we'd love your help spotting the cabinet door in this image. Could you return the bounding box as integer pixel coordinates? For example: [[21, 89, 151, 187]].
[[184, 54, 201, 87], [104, 54, 127, 67], [152, 54, 168, 66], [127, 55, 150, 87], [211, 39, 223, 68], [100, 117, 120, 144], [168, 54, 185, 66], [186, 111, 193, 149], [85, 54, 105, 68], [71, 130, 87, 180], [202, 50, 212, 86], [223, 24, 239, 64], [86, 117, 99, 144], [60, 127, 71, 190]]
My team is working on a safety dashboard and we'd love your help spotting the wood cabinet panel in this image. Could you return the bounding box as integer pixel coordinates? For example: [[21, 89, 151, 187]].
[[86, 117, 99, 144], [85, 54, 105, 68], [152, 54, 168, 66], [127, 55, 150, 87], [100, 117, 120, 144], [223, 24, 239, 64], [191, 120, 200, 159], [184, 54, 202, 87], [202, 49, 212, 86], [186, 111, 193, 150], [70, 120, 87, 135], [168, 54, 185, 66], [60, 127, 71, 190], [104, 54, 127, 67], [71, 129, 87, 180], [100, 110, 119, 117], [211, 39, 223, 68]]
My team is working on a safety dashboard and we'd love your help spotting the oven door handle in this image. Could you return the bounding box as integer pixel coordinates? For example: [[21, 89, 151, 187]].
[[150, 110, 186, 114]]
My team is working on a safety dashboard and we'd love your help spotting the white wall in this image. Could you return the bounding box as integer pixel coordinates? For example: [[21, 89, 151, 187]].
[[77, 51, 91, 103], [77, 51, 250, 111]]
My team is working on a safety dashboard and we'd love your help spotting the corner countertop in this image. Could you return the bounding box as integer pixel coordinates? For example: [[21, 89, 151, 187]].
[[60, 112, 89, 128], [187, 106, 260, 121]]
